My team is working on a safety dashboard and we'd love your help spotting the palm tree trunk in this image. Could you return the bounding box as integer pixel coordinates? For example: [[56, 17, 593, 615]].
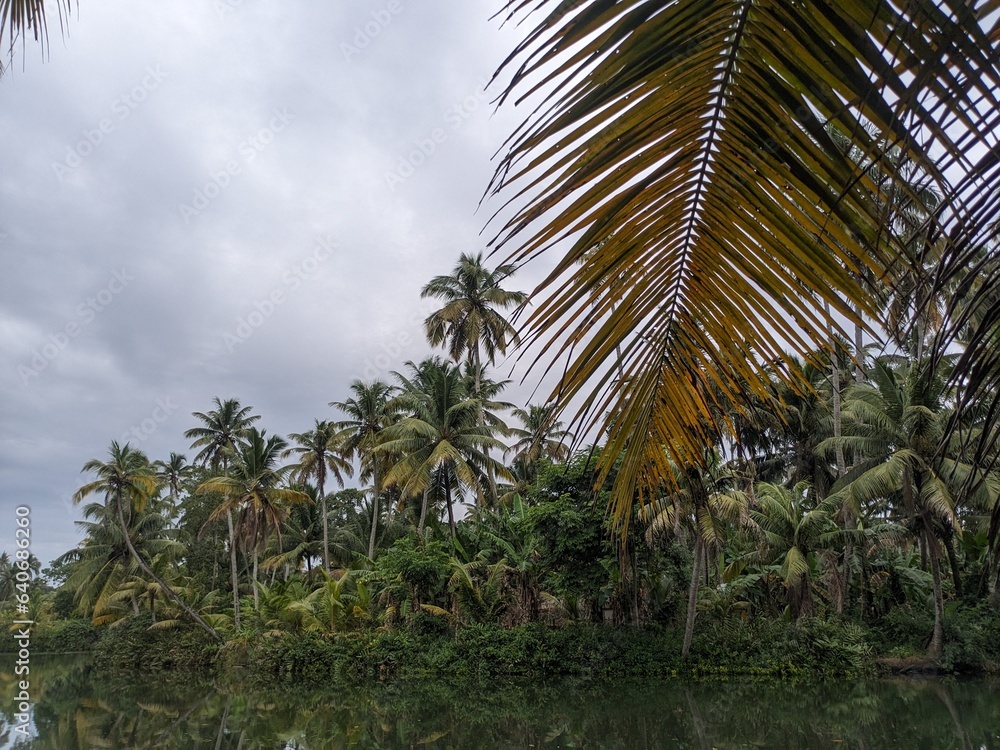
[[943, 528, 963, 598], [827, 303, 847, 478], [252, 547, 260, 611], [227, 508, 241, 629], [318, 474, 330, 574], [113, 495, 222, 641], [445, 476, 457, 541], [682, 534, 704, 657], [853, 299, 865, 386], [925, 527, 945, 659], [367, 458, 380, 559], [418, 489, 430, 536]]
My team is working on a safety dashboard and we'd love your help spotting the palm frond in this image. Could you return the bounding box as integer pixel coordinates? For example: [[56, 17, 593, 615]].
[[488, 0, 1000, 531]]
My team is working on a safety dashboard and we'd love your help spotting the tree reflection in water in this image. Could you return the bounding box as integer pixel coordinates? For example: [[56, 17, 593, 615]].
[[1, 656, 998, 748]]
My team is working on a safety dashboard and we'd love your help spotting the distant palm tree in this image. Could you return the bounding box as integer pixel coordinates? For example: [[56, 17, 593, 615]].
[[153, 453, 193, 501], [421, 251, 527, 396], [283, 420, 354, 573], [152, 452, 194, 526], [505, 404, 573, 471], [73, 442, 221, 640], [748, 482, 839, 621], [822, 357, 998, 657], [381, 358, 509, 539], [184, 397, 260, 628], [331, 380, 399, 559], [197, 428, 310, 609]]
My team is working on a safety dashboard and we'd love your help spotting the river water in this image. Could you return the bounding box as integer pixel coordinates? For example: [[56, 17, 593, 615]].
[[1, 655, 998, 748]]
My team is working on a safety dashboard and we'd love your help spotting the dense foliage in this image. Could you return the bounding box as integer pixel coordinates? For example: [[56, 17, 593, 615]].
[[2, 250, 999, 680]]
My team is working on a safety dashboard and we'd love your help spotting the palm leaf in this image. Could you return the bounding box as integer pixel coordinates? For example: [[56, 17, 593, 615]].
[[488, 0, 1000, 530]]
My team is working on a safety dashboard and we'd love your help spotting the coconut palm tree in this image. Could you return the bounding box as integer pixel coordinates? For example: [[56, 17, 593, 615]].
[[330, 380, 399, 559], [152, 452, 194, 526], [644, 454, 749, 655], [184, 397, 259, 628], [283, 420, 353, 573], [747, 482, 840, 621], [380, 358, 510, 540], [821, 356, 998, 656], [505, 404, 573, 472], [487, 1, 1000, 533], [421, 251, 527, 396], [72, 442, 221, 640], [58, 501, 184, 624], [197, 428, 310, 610]]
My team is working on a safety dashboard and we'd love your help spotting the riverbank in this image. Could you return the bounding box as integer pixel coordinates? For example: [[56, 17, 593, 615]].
[[8, 604, 998, 683]]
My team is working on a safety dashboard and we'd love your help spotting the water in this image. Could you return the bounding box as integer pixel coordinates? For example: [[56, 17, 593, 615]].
[[2, 654, 998, 748]]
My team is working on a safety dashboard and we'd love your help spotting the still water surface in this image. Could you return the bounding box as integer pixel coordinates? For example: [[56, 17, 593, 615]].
[[2, 655, 999, 748]]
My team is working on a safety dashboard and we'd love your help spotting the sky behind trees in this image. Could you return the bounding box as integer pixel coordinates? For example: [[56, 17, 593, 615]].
[[0, 1, 543, 564]]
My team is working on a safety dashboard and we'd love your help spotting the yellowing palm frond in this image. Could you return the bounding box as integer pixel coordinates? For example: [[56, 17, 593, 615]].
[[489, 0, 1000, 530]]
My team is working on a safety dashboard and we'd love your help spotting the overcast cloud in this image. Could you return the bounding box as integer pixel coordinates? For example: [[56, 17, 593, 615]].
[[0, 1, 554, 566]]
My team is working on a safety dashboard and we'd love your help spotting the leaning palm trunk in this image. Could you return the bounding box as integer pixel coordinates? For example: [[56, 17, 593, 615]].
[[113, 495, 221, 641], [925, 526, 946, 659], [252, 547, 260, 611]]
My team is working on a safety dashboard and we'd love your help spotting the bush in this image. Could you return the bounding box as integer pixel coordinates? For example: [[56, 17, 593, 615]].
[[243, 619, 878, 685], [90, 614, 219, 672], [0, 616, 97, 653]]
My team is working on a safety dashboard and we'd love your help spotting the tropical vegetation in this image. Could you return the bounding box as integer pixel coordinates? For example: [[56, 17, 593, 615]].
[[3, 0, 1000, 683]]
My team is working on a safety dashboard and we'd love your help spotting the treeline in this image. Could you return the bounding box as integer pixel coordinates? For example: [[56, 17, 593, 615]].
[[2, 251, 1000, 676]]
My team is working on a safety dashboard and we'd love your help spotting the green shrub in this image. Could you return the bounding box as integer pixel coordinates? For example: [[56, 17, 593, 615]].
[[90, 615, 219, 673]]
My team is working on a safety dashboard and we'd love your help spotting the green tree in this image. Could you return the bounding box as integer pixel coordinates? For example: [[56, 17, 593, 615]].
[[72, 442, 221, 640], [57, 501, 182, 624], [505, 403, 572, 476], [822, 357, 996, 656], [283, 420, 353, 573], [644, 455, 748, 654], [184, 397, 259, 628], [331, 380, 399, 559], [421, 251, 527, 396], [381, 358, 509, 540], [197, 428, 310, 611], [747, 482, 838, 621]]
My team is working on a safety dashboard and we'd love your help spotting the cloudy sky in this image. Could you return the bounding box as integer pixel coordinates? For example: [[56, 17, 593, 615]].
[[0, 1, 560, 566]]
